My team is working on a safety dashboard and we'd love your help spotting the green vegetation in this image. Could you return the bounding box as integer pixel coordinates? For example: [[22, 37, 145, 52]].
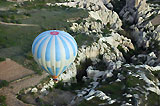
[[0, 57, 5, 62], [0, 80, 9, 88], [76, 58, 92, 81], [54, 79, 92, 91], [75, 33, 94, 47], [94, 60, 107, 71], [147, 0, 160, 5], [98, 82, 124, 99], [148, 38, 160, 53], [0, 10, 26, 23], [126, 75, 146, 87], [117, 45, 136, 63], [111, 0, 126, 13], [147, 92, 160, 106], [118, 29, 132, 39], [102, 23, 111, 37], [78, 97, 108, 106], [0, 0, 13, 7], [0, 95, 7, 106], [152, 70, 160, 80]]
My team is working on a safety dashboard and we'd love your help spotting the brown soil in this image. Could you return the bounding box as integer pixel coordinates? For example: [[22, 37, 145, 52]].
[[151, 15, 160, 26], [0, 58, 49, 106], [0, 72, 49, 106], [0, 58, 34, 81]]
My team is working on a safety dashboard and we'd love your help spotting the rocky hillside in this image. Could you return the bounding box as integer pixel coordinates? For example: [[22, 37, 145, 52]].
[[4, 0, 160, 106]]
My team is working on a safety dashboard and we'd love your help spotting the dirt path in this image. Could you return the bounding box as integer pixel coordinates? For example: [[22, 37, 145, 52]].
[[0, 21, 38, 26], [0, 72, 49, 106]]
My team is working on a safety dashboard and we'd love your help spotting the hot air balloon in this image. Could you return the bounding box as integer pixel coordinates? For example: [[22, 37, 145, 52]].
[[32, 30, 78, 82]]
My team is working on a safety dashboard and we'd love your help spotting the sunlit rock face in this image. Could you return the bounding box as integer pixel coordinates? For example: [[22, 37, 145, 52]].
[[58, 31, 134, 82], [56, 0, 122, 30]]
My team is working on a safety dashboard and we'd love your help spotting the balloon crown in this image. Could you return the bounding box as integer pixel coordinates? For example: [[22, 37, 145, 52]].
[[50, 31, 59, 35]]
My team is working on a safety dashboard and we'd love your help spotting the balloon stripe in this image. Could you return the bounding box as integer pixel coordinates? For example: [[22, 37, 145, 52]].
[[61, 33, 77, 50], [41, 36, 52, 75], [61, 35, 77, 56], [34, 36, 48, 60], [60, 35, 74, 58], [56, 68, 60, 76], [47, 67, 54, 75], [41, 65, 49, 73], [55, 36, 61, 61], [37, 36, 50, 59], [45, 36, 53, 61], [55, 36, 66, 76], [60, 66, 67, 75], [50, 36, 56, 75], [58, 36, 70, 60], [32, 31, 46, 46], [32, 34, 47, 55], [61, 32, 77, 46]]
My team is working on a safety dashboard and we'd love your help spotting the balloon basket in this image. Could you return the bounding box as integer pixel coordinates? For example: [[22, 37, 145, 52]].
[[53, 78, 58, 83], [52, 76, 58, 83]]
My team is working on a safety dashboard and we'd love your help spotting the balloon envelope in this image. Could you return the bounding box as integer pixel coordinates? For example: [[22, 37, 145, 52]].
[[32, 30, 78, 79]]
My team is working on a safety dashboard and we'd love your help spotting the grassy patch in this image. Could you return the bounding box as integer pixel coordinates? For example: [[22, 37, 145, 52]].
[[0, 95, 7, 106], [0, 57, 5, 62], [151, 70, 160, 81], [74, 33, 94, 47], [0, 80, 9, 88], [147, 92, 160, 106], [97, 82, 124, 99], [78, 97, 107, 106], [102, 23, 111, 37], [126, 75, 146, 87], [147, 1, 160, 5], [54, 79, 92, 91], [0, 0, 13, 7]]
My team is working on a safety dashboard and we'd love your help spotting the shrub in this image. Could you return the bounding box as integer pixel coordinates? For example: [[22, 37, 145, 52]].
[[0, 57, 5, 62], [0, 80, 9, 88], [0, 95, 7, 106], [111, 0, 126, 13]]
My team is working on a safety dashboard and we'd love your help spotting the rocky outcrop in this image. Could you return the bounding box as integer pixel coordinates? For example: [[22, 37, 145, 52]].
[[56, 0, 122, 30], [131, 52, 158, 66], [120, 0, 150, 24], [119, 0, 160, 50], [70, 63, 160, 106], [70, 19, 104, 34]]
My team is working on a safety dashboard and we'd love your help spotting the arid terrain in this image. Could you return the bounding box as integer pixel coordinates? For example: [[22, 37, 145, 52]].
[[0, 58, 34, 81], [0, 58, 49, 106]]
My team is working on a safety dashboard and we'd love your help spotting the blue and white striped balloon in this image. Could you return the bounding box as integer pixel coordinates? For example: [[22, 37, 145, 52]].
[[32, 30, 78, 80]]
